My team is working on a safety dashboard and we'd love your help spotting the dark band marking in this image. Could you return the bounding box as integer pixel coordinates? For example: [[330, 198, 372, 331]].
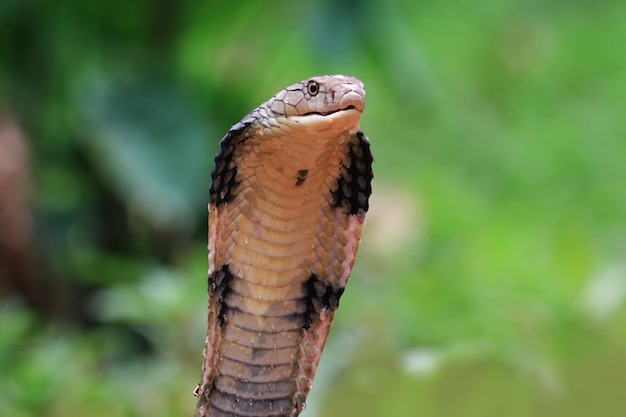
[[208, 264, 235, 328], [209, 124, 250, 207], [214, 375, 296, 400], [209, 389, 294, 416], [295, 169, 309, 186], [331, 131, 373, 217], [302, 274, 344, 330], [221, 302, 306, 332]]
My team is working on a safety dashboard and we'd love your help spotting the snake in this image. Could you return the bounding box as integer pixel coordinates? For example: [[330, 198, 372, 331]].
[[194, 75, 373, 417]]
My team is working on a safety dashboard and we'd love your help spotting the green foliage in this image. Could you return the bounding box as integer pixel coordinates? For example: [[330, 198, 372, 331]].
[[1, 1, 625, 416]]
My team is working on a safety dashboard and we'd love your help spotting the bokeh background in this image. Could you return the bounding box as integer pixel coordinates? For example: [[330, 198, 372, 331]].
[[1, 1, 625, 416]]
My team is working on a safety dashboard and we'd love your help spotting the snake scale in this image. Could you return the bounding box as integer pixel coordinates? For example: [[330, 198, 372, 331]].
[[194, 75, 373, 417]]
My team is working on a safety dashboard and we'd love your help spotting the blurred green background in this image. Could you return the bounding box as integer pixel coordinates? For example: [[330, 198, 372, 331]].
[[1, 1, 625, 416]]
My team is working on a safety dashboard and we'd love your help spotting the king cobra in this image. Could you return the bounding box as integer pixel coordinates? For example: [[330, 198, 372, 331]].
[[194, 75, 373, 417]]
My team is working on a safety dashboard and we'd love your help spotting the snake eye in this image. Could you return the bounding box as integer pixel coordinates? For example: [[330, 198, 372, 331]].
[[306, 80, 319, 96]]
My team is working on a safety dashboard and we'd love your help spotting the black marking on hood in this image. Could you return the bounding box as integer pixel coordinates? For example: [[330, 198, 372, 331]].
[[209, 123, 250, 208], [302, 274, 344, 330], [295, 169, 309, 186], [208, 264, 235, 328], [330, 131, 373, 217]]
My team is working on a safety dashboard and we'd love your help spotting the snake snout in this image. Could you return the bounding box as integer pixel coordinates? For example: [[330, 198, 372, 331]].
[[339, 90, 365, 113]]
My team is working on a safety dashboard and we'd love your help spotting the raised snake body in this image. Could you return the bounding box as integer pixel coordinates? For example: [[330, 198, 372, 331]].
[[195, 75, 373, 417]]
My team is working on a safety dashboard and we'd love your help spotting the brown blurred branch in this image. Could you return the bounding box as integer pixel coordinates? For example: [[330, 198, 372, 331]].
[[0, 114, 39, 306]]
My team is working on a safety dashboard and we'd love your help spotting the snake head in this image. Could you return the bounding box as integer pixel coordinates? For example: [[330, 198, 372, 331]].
[[265, 75, 366, 134]]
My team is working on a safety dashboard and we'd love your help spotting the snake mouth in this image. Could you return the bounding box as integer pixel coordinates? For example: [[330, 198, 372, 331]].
[[304, 105, 359, 117]]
